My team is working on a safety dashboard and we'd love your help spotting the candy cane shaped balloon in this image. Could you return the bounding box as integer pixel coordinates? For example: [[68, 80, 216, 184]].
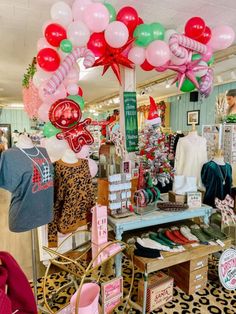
[[44, 47, 95, 95], [169, 33, 207, 59]]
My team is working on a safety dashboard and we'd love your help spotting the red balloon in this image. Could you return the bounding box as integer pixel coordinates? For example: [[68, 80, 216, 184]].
[[185, 16, 205, 39], [196, 25, 212, 44], [141, 60, 154, 71], [45, 23, 67, 47], [78, 87, 83, 97], [87, 32, 107, 57], [138, 17, 144, 25], [117, 6, 139, 34], [37, 48, 60, 72]]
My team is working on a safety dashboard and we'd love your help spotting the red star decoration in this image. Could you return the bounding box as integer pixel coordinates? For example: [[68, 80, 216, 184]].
[[93, 38, 134, 84]]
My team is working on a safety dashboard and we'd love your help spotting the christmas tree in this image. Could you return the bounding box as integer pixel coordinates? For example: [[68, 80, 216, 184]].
[[139, 97, 174, 188]]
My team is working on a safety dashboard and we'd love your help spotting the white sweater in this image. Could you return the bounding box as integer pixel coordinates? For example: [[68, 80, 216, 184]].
[[175, 132, 208, 189]]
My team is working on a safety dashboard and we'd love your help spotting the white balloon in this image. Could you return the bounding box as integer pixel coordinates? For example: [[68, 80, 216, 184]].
[[194, 61, 208, 77], [75, 145, 90, 158], [128, 46, 146, 65], [45, 136, 69, 162], [72, 0, 92, 22], [37, 38, 54, 51], [50, 1, 73, 27], [164, 29, 177, 43], [33, 70, 52, 88], [67, 21, 90, 47], [67, 83, 78, 95]]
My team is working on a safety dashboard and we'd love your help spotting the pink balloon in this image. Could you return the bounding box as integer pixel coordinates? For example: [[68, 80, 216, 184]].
[[72, 0, 92, 22], [75, 145, 90, 158], [146, 40, 170, 67], [128, 46, 146, 65], [63, 68, 80, 87], [105, 21, 129, 48], [88, 158, 98, 177], [33, 69, 52, 88], [170, 52, 188, 65], [37, 38, 54, 51], [67, 83, 78, 95], [208, 25, 235, 51], [37, 103, 51, 122], [39, 82, 67, 104], [202, 45, 213, 62], [83, 3, 109, 32]]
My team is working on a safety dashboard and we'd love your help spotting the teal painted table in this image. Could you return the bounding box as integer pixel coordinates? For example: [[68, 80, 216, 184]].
[[108, 205, 213, 314]]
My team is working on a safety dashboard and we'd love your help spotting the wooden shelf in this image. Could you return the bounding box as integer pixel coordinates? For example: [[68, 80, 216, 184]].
[[133, 239, 231, 274]]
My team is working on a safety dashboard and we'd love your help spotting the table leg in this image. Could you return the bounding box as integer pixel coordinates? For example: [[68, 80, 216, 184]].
[[115, 229, 122, 277], [142, 272, 148, 314]]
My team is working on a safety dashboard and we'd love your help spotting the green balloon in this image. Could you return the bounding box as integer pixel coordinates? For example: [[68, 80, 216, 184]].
[[207, 55, 214, 66], [67, 95, 85, 110], [151, 23, 165, 40], [192, 54, 201, 61], [43, 122, 60, 138], [133, 24, 153, 47], [60, 39, 73, 53], [104, 2, 116, 22]]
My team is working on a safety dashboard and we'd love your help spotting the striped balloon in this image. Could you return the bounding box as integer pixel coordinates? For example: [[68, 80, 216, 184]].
[[169, 34, 207, 59], [43, 48, 95, 95]]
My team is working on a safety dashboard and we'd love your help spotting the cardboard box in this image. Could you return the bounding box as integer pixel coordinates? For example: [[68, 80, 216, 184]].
[[138, 272, 173, 312], [168, 191, 187, 203]]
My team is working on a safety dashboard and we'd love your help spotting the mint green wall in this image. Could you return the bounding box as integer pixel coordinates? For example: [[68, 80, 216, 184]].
[[169, 82, 236, 133], [0, 109, 31, 132]]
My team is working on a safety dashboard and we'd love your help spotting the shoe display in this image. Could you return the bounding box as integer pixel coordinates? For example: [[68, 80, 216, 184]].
[[190, 225, 212, 244], [200, 224, 227, 241], [180, 226, 199, 242]]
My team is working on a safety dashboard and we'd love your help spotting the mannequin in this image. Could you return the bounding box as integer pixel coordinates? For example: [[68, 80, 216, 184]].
[[212, 149, 225, 166], [48, 148, 96, 247], [61, 149, 78, 164], [0, 139, 54, 232], [201, 157, 232, 207], [15, 134, 34, 149], [175, 124, 207, 189]]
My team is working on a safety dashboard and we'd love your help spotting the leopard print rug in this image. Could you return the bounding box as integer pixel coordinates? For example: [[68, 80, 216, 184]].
[[35, 256, 235, 314]]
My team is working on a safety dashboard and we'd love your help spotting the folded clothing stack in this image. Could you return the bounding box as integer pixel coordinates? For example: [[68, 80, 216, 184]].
[[157, 202, 189, 211]]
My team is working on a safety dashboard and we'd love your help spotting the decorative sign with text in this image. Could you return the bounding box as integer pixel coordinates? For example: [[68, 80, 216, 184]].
[[124, 92, 139, 152], [187, 192, 202, 208], [218, 248, 236, 290]]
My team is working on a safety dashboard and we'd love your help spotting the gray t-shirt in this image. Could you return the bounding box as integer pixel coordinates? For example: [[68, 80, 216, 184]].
[[0, 147, 54, 232]]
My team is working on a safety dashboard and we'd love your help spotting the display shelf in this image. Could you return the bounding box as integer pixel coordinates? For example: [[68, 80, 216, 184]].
[[223, 124, 236, 164]]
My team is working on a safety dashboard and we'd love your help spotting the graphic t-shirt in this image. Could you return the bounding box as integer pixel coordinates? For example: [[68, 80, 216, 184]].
[[0, 147, 54, 232]]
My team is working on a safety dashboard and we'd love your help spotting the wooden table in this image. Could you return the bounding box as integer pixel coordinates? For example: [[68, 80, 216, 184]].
[[108, 205, 212, 278], [131, 239, 232, 314]]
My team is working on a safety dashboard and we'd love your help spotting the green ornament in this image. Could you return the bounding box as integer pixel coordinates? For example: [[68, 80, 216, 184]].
[[43, 122, 60, 138], [67, 95, 85, 110], [60, 39, 73, 53], [192, 54, 201, 61], [133, 24, 153, 47], [104, 2, 116, 22], [177, 79, 196, 92], [207, 55, 214, 66], [151, 23, 165, 40]]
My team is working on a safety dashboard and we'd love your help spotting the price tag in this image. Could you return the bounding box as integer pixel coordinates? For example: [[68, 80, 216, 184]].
[[216, 239, 225, 247], [208, 241, 217, 246]]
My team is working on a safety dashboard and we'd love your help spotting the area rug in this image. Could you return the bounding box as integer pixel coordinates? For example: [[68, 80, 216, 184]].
[[35, 256, 236, 314]]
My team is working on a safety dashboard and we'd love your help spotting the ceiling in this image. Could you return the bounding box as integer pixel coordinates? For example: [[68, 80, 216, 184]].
[[0, 0, 236, 111]]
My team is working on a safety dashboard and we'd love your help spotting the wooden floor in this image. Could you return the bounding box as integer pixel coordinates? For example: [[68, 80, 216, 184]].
[[0, 188, 33, 279]]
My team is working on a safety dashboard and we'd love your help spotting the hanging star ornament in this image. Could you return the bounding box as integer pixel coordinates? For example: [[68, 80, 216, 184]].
[[158, 52, 209, 90], [93, 38, 135, 84]]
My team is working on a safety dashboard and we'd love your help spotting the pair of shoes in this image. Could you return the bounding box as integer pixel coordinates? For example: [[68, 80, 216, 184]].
[[171, 227, 197, 244], [180, 226, 199, 242], [134, 241, 161, 258], [149, 234, 185, 252], [200, 224, 227, 241], [190, 225, 212, 244], [165, 230, 186, 245]]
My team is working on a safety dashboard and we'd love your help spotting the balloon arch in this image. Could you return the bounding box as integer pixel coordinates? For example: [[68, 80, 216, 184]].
[[22, 0, 235, 157]]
